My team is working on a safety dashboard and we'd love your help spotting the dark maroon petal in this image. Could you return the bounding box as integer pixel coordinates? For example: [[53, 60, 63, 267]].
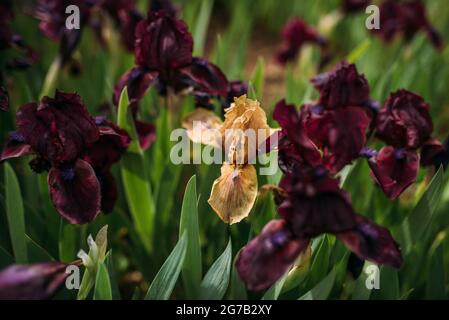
[[59, 29, 82, 66], [376, 89, 433, 149], [113, 67, 157, 107], [135, 120, 156, 150], [273, 99, 321, 169], [235, 219, 309, 292], [301, 105, 370, 173], [368, 146, 419, 199], [420, 138, 444, 167], [97, 170, 118, 213], [0, 132, 33, 162], [278, 167, 357, 238], [276, 17, 326, 65], [0, 262, 69, 300], [84, 119, 130, 169], [311, 61, 370, 110], [342, 0, 370, 13], [337, 215, 403, 268], [135, 11, 193, 71], [17, 91, 99, 163], [0, 86, 9, 112], [225, 80, 248, 107], [176, 58, 228, 96], [48, 159, 101, 224]]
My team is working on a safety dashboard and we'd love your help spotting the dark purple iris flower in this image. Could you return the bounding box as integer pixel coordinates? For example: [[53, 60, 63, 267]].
[[0, 262, 70, 300], [236, 166, 403, 291], [1, 90, 130, 224], [276, 17, 327, 65], [376, 90, 433, 150], [0, 86, 9, 112], [372, 0, 443, 49], [369, 90, 435, 198]]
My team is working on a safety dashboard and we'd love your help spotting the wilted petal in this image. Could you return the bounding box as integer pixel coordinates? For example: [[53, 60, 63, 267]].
[[48, 159, 101, 224], [0, 86, 9, 111], [208, 163, 258, 224], [0, 132, 32, 162], [376, 89, 433, 149], [368, 146, 419, 199], [182, 108, 223, 147], [135, 120, 156, 150], [113, 66, 157, 107], [337, 215, 403, 268], [235, 219, 309, 291], [0, 262, 69, 300], [135, 11, 193, 71], [176, 58, 228, 96], [311, 61, 370, 109]]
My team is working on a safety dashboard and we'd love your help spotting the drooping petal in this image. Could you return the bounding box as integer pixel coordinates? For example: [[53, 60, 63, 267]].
[[0, 86, 9, 112], [182, 108, 223, 148], [176, 57, 228, 96], [337, 215, 403, 268], [16, 91, 100, 163], [135, 11, 193, 71], [311, 61, 370, 110], [235, 219, 310, 291], [0, 132, 32, 162], [0, 262, 69, 300], [135, 120, 156, 150], [376, 89, 433, 149], [420, 137, 449, 169], [113, 66, 157, 108], [84, 119, 131, 169], [48, 159, 101, 224], [368, 146, 419, 199], [278, 167, 357, 239], [208, 163, 258, 224]]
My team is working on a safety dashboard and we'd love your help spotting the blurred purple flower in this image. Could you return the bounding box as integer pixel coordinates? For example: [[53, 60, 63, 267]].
[[0, 86, 9, 112], [0, 262, 69, 300], [372, 0, 443, 49], [276, 17, 327, 65], [420, 137, 449, 169], [341, 0, 370, 13]]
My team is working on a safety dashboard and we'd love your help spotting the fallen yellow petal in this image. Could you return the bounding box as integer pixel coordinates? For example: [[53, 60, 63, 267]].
[[208, 163, 258, 224]]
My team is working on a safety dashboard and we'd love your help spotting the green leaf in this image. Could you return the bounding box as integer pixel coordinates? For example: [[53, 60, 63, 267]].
[[249, 57, 265, 99], [229, 258, 247, 299], [425, 243, 446, 299], [192, 0, 214, 56], [351, 262, 374, 300], [298, 268, 336, 300], [347, 39, 371, 63], [117, 87, 155, 252], [200, 238, 232, 300], [59, 219, 80, 262], [105, 250, 121, 300], [77, 268, 95, 300], [397, 167, 445, 253], [94, 262, 112, 300], [145, 232, 188, 300], [4, 163, 28, 263], [372, 267, 399, 300], [262, 272, 288, 300], [179, 175, 202, 298]]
